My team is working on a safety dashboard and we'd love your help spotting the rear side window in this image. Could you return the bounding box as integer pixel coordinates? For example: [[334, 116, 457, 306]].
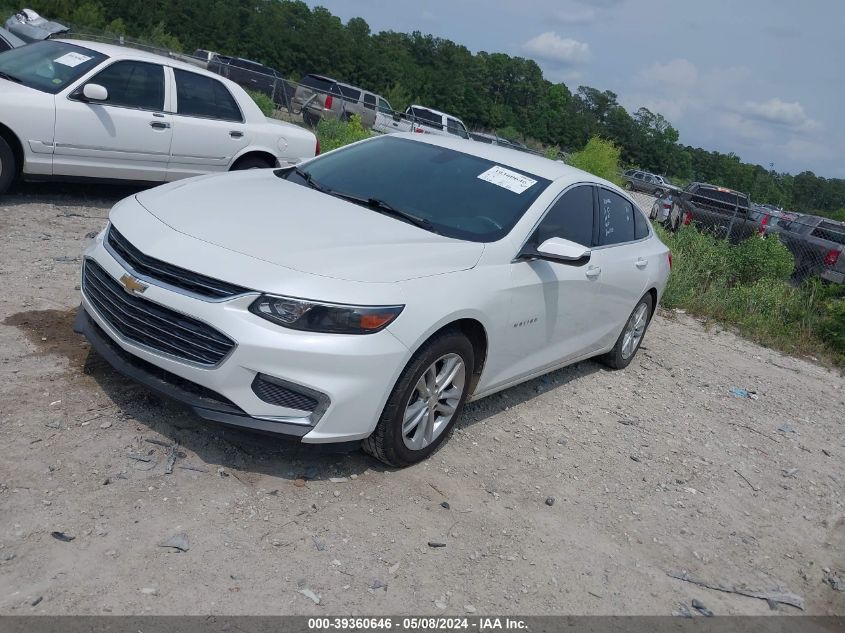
[[531, 186, 595, 248], [338, 85, 361, 101], [694, 187, 739, 210], [174, 69, 242, 122], [363, 93, 376, 110], [89, 60, 165, 111], [634, 204, 650, 239], [300, 74, 336, 92], [812, 222, 845, 246], [446, 118, 468, 139], [0, 38, 11, 53], [599, 189, 636, 245], [410, 107, 442, 127]]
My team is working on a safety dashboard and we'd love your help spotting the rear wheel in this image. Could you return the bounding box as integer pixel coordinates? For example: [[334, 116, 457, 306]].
[[231, 155, 274, 171], [0, 136, 16, 195], [624, 181, 633, 190], [599, 293, 653, 370], [362, 330, 473, 467]]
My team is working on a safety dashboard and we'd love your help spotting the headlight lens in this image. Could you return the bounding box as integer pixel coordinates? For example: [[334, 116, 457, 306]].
[[249, 295, 403, 334]]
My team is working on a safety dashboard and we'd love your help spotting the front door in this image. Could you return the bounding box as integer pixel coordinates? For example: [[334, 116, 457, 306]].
[[53, 60, 171, 181], [500, 185, 605, 384]]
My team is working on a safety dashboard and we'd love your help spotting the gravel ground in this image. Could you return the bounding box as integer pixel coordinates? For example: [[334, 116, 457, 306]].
[[0, 182, 843, 616]]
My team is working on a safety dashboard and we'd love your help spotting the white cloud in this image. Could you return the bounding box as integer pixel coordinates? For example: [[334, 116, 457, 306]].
[[523, 32, 590, 64], [741, 98, 818, 131]]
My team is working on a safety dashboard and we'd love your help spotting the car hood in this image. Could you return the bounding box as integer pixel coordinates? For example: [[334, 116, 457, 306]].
[[134, 170, 484, 283]]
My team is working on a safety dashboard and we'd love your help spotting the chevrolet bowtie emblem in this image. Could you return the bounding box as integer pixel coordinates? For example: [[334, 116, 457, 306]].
[[119, 273, 148, 295]]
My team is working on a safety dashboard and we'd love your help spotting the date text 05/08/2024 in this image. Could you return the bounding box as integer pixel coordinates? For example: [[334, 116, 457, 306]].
[[307, 617, 528, 631]]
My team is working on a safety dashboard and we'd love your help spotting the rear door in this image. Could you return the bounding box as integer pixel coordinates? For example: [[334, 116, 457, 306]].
[[361, 92, 377, 128], [588, 188, 654, 349], [53, 59, 172, 181], [167, 68, 250, 180]]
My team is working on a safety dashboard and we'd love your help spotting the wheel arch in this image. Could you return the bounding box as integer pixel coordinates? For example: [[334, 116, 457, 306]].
[[403, 316, 490, 396], [230, 149, 278, 170], [0, 122, 24, 177]]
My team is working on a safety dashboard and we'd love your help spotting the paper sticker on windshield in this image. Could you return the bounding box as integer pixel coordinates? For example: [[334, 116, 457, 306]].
[[53, 52, 93, 68], [477, 165, 537, 194]]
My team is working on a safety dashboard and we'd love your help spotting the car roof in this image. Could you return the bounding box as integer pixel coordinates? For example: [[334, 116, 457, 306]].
[[408, 104, 462, 121], [55, 39, 232, 79], [391, 133, 615, 186], [0, 27, 25, 47]]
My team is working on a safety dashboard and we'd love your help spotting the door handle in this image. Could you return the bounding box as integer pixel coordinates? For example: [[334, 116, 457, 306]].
[[635, 258, 648, 269], [230, 131, 243, 138], [585, 266, 602, 279], [149, 121, 170, 129]]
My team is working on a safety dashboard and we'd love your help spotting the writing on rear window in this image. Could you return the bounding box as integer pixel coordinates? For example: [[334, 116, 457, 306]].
[[53, 52, 92, 67], [477, 166, 537, 194]]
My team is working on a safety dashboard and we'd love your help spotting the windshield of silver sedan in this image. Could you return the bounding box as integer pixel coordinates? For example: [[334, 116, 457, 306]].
[[281, 135, 550, 242], [0, 40, 107, 94]]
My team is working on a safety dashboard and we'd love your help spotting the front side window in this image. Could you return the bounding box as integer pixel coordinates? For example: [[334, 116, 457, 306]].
[[377, 98, 392, 114], [599, 189, 637, 245], [174, 69, 242, 122], [0, 40, 106, 94], [86, 60, 164, 111], [284, 135, 550, 243], [530, 185, 595, 248]]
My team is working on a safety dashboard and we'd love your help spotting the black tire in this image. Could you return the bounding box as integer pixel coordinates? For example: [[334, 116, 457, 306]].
[[624, 181, 633, 190], [653, 188, 664, 198], [650, 202, 659, 220], [0, 136, 16, 195], [362, 330, 474, 467], [599, 293, 654, 370], [664, 203, 682, 232], [231, 155, 274, 171]]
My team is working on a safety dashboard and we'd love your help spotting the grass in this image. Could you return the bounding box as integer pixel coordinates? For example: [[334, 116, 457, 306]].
[[655, 224, 845, 366], [315, 115, 372, 153], [246, 90, 276, 117]]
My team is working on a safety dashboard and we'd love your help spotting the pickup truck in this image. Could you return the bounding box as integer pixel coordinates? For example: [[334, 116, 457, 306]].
[[373, 105, 470, 140], [662, 182, 755, 242], [772, 215, 845, 284]]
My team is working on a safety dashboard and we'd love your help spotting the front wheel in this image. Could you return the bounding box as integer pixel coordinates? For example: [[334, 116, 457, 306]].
[[599, 293, 654, 370], [0, 136, 17, 195], [363, 330, 473, 467], [231, 155, 274, 170]]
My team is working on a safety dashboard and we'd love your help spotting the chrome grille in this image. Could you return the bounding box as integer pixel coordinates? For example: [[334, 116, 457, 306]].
[[107, 226, 249, 300], [83, 259, 235, 366]]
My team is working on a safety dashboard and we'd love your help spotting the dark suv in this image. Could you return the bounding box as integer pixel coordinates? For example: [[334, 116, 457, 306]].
[[773, 215, 845, 284], [666, 183, 753, 242], [208, 55, 284, 104]]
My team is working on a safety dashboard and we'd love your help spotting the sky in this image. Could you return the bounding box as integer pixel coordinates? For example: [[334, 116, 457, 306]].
[[303, 0, 843, 178]]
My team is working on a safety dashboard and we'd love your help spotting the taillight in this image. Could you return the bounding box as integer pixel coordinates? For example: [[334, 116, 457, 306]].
[[758, 214, 770, 235], [315, 138, 320, 156], [824, 249, 841, 267], [414, 127, 424, 133], [683, 212, 692, 225], [324, 94, 333, 110], [668, 252, 673, 269]]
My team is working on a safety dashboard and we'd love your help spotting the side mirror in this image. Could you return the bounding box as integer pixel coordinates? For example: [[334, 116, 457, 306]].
[[82, 83, 108, 101], [522, 237, 591, 265]]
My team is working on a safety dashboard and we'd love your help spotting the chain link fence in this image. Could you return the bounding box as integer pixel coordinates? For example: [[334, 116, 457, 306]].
[[636, 186, 845, 287]]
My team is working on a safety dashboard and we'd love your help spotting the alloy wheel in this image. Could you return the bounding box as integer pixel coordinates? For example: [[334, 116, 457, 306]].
[[621, 302, 649, 360], [402, 353, 466, 451]]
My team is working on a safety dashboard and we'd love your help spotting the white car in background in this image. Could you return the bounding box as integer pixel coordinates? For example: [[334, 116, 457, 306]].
[[0, 39, 317, 193], [75, 134, 671, 467], [373, 104, 470, 140]]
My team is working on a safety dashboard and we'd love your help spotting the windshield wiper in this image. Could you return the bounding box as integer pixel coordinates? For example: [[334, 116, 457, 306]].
[[329, 191, 435, 232], [0, 71, 22, 84], [278, 166, 434, 232]]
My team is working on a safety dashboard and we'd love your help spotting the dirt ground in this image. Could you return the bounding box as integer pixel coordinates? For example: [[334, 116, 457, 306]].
[[0, 182, 843, 616]]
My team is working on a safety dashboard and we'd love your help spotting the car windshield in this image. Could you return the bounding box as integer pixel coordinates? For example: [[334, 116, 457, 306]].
[[0, 40, 106, 94], [283, 136, 551, 242]]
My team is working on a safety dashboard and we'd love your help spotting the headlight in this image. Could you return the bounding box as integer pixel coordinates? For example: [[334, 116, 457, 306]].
[[249, 295, 404, 334]]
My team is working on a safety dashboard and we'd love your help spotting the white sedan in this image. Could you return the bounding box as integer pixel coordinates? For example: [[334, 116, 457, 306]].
[[75, 134, 671, 466], [0, 39, 317, 193]]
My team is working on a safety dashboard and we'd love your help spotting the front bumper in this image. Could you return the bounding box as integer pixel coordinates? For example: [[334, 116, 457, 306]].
[[77, 231, 411, 443]]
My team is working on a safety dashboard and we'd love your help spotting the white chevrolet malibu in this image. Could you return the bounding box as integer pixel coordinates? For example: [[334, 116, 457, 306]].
[[0, 39, 317, 193], [75, 134, 671, 466]]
